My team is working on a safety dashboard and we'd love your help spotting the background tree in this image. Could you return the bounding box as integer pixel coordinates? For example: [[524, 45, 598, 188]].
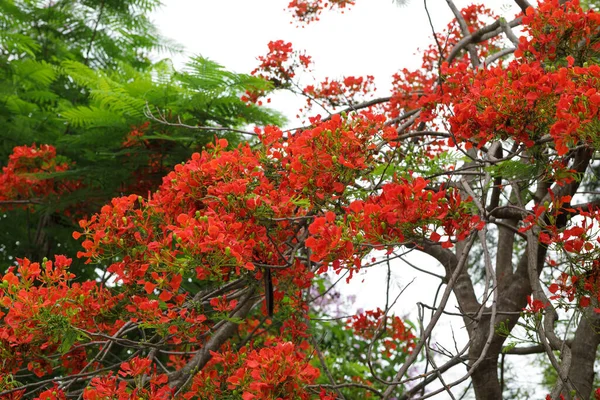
[[0, 0, 281, 278], [2, 0, 600, 399]]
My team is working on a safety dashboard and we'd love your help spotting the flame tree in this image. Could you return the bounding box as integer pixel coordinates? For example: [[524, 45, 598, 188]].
[[2, 0, 600, 399]]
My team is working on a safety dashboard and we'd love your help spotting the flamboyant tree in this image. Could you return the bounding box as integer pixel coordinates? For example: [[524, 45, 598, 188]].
[[2, 0, 600, 399]]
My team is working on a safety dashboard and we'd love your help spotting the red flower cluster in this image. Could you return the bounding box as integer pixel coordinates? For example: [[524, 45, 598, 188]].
[[306, 210, 360, 277], [83, 357, 172, 399], [549, 272, 581, 304], [444, 58, 600, 155], [0, 144, 73, 208], [74, 137, 307, 318], [347, 178, 481, 247], [184, 341, 323, 400], [0, 256, 122, 378], [517, 0, 600, 63], [270, 113, 393, 201], [227, 341, 320, 400], [387, 4, 498, 143], [428, 1, 600, 157], [518, 188, 600, 313], [245, 40, 312, 104], [523, 295, 548, 313], [304, 75, 376, 108], [36, 385, 67, 400], [347, 308, 416, 357], [306, 176, 483, 277], [287, 0, 355, 25]]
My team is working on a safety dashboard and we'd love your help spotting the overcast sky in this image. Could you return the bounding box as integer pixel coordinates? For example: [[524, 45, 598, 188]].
[[150, 2, 542, 397], [151, 1, 519, 126]]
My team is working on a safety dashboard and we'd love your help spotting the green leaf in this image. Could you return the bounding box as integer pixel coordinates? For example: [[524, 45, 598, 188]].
[[60, 106, 124, 128]]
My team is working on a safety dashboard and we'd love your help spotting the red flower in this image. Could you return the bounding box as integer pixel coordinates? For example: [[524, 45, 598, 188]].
[[524, 296, 548, 313]]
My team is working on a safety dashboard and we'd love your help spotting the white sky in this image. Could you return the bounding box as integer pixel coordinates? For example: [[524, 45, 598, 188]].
[[151, 1, 543, 398], [151, 1, 515, 126]]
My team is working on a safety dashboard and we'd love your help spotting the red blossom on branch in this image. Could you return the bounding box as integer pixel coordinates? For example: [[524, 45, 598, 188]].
[[287, 0, 355, 25], [0, 144, 76, 209], [347, 308, 416, 356]]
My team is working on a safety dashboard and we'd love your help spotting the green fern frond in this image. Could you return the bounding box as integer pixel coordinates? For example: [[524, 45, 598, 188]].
[[0, 32, 40, 58], [90, 87, 146, 118], [13, 59, 56, 89], [60, 60, 100, 88], [60, 106, 124, 128], [20, 90, 59, 104], [1, 94, 38, 115]]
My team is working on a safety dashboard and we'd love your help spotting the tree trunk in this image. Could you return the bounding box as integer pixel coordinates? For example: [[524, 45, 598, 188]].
[[464, 239, 546, 399], [568, 308, 600, 399], [471, 356, 502, 400]]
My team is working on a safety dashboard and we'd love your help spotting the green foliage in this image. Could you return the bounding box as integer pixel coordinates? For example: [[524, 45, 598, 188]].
[[581, 0, 600, 11], [0, 0, 171, 70], [485, 160, 538, 183], [310, 314, 413, 399], [308, 277, 415, 398]]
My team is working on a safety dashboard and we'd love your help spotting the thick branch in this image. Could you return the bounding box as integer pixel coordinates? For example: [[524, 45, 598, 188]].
[[420, 243, 480, 333], [514, 0, 533, 13], [568, 308, 600, 399], [447, 17, 523, 64], [168, 289, 256, 391], [446, 0, 480, 68]]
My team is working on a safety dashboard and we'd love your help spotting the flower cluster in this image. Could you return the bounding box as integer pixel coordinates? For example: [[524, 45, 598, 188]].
[[386, 4, 498, 136], [347, 308, 416, 357], [429, 1, 600, 157], [0, 144, 73, 208], [287, 0, 355, 25], [348, 178, 481, 247], [305, 177, 483, 278], [520, 189, 600, 313], [83, 357, 172, 399], [245, 40, 312, 104], [270, 113, 393, 201], [517, 0, 600, 64], [523, 296, 548, 313], [184, 341, 324, 400], [444, 58, 600, 155], [227, 341, 320, 400], [0, 256, 123, 378], [303, 75, 376, 108]]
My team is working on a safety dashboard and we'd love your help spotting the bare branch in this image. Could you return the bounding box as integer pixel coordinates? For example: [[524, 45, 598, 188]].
[[513, 0, 533, 13], [446, 0, 480, 67], [143, 103, 258, 136], [447, 17, 523, 64], [381, 234, 477, 399]]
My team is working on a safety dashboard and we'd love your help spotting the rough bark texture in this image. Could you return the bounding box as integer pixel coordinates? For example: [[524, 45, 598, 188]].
[[568, 310, 600, 399], [471, 357, 502, 400], [468, 246, 543, 399], [467, 148, 593, 399]]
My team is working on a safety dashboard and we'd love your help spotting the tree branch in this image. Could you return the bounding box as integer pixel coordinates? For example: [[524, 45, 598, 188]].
[[168, 289, 256, 392]]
